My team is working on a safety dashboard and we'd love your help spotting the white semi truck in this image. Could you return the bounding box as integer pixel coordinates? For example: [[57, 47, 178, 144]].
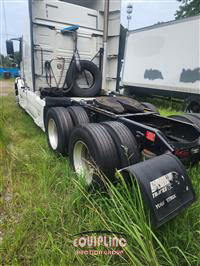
[[6, 0, 199, 227], [122, 15, 200, 112]]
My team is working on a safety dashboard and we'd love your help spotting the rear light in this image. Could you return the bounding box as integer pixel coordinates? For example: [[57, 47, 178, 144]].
[[175, 149, 189, 158], [146, 131, 156, 142]]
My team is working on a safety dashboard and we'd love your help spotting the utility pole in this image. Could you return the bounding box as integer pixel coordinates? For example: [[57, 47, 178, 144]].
[[127, 3, 133, 31], [102, 0, 110, 92]]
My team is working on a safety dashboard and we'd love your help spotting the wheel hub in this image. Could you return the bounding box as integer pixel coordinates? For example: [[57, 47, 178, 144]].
[[73, 141, 94, 184], [48, 118, 58, 150]]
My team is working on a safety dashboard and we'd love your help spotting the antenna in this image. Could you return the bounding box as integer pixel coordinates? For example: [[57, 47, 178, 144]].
[[2, 0, 8, 40]]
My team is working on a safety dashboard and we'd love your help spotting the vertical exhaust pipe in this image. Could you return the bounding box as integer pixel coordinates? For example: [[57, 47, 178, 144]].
[[102, 0, 109, 93]]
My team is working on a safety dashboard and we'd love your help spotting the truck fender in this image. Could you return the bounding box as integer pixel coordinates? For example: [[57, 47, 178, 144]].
[[120, 153, 196, 227], [185, 96, 200, 113]]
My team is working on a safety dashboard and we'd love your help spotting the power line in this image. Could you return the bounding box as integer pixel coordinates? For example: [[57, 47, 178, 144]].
[[2, 0, 8, 40], [0, 33, 19, 37]]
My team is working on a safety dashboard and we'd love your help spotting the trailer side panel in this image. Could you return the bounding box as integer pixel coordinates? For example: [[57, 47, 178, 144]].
[[122, 15, 200, 98]]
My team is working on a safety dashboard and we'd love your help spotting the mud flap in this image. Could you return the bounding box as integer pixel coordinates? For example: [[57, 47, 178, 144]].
[[121, 153, 196, 227]]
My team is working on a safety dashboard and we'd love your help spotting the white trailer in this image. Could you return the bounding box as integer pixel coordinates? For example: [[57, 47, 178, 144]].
[[122, 15, 200, 112]]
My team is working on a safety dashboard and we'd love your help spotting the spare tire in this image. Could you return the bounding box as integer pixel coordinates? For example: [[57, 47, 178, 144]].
[[67, 106, 90, 126], [46, 107, 73, 155], [66, 60, 102, 97], [102, 121, 140, 168], [69, 123, 120, 188]]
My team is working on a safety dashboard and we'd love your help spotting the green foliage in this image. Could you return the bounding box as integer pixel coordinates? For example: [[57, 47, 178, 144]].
[[0, 52, 20, 68], [175, 0, 200, 19], [0, 54, 12, 68]]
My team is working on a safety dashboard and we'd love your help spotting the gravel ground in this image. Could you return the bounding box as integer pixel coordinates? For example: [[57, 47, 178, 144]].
[[0, 80, 14, 96]]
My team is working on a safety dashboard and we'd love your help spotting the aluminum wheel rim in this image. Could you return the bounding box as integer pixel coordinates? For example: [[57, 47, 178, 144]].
[[48, 118, 58, 150], [73, 140, 94, 184]]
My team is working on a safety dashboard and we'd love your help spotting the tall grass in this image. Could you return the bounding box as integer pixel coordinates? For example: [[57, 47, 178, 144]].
[[0, 86, 200, 265], [75, 173, 175, 266]]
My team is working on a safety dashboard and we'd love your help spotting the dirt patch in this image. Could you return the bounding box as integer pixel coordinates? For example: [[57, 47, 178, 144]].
[[0, 80, 14, 96]]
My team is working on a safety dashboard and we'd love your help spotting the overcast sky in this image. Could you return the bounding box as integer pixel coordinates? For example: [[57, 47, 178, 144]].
[[0, 0, 180, 55]]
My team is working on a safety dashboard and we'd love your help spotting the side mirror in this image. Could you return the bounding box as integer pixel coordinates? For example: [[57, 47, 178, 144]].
[[6, 40, 14, 59]]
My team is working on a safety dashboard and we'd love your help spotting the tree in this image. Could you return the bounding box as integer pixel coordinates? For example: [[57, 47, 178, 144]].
[[175, 0, 200, 19], [13, 52, 21, 66], [0, 54, 12, 67], [0, 52, 20, 67]]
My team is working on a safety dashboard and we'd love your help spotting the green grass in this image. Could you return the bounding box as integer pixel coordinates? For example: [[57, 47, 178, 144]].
[[0, 89, 200, 265]]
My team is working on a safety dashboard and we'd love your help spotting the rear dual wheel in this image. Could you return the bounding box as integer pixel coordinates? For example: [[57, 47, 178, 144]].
[[69, 124, 120, 187], [46, 106, 89, 155], [46, 107, 73, 155], [102, 121, 140, 167], [67, 106, 90, 126], [46, 107, 140, 188], [69, 122, 140, 188]]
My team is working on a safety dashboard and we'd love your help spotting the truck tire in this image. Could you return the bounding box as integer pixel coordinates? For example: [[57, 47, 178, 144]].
[[46, 107, 73, 155], [101, 121, 140, 168], [69, 124, 120, 188], [169, 114, 200, 130], [141, 102, 159, 114], [67, 106, 90, 126], [168, 115, 191, 123], [185, 100, 200, 113], [184, 114, 200, 129], [67, 60, 102, 97], [186, 113, 200, 122]]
